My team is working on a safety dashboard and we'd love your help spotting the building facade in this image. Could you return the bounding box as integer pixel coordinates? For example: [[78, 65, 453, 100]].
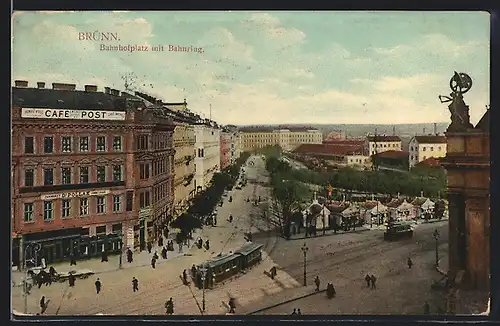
[[239, 126, 323, 152], [292, 144, 371, 169], [408, 135, 447, 168], [194, 122, 221, 191], [220, 131, 231, 170], [365, 135, 402, 156]]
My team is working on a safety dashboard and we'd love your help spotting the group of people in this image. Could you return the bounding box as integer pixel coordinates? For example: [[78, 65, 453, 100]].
[[364, 274, 378, 289], [196, 238, 210, 251]]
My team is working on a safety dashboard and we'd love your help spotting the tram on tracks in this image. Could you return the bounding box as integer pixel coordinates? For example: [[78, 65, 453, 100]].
[[195, 243, 263, 289]]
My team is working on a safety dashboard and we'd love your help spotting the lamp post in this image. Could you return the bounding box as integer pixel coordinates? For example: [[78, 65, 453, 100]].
[[118, 231, 123, 269], [199, 266, 207, 313], [301, 243, 308, 286], [433, 229, 440, 267], [24, 242, 41, 314]]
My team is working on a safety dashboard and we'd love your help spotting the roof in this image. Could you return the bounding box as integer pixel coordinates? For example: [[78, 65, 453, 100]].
[[326, 203, 349, 213], [475, 109, 489, 132], [322, 140, 365, 146], [294, 143, 364, 156], [238, 125, 319, 133], [205, 253, 239, 268], [12, 87, 135, 111], [234, 243, 263, 256], [415, 157, 442, 168], [238, 126, 275, 133], [360, 201, 379, 209], [411, 197, 433, 206], [367, 135, 401, 142], [413, 135, 447, 144], [372, 150, 409, 159], [386, 198, 404, 208]]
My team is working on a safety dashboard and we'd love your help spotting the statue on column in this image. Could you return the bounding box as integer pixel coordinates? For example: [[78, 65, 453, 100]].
[[439, 72, 474, 132]]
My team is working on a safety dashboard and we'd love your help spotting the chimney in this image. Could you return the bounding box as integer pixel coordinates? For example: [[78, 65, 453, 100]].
[[392, 126, 396, 136], [37, 82, 45, 89], [110, 89, 120, 96], [434, 123, 437, 135], [423, 127, 426, 135], [14, 80, 28, 87], [52, 83, 76, 91], [104, 87, 111, 94], [421, 190, 424, 198], [84, 85, 98, 92]]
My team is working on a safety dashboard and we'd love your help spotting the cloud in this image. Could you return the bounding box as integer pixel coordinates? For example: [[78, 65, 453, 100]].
[[350, 73, 441, 92], [247, 13, 306, 48], [199, 27, 255, 63]]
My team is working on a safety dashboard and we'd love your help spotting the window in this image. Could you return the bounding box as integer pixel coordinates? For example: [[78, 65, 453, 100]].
[[62, 199, 71, 218], [24, 168, 34, 187], [79, 198, 89, 216], [24, 137, 34, 153], [126, 191, 133, 211], [44, 168, 54, 185], [137, 135, 149, 150], [430, 147, 434, 151], [198, 149, 204, 157], [80, 166, 89, 184], [79, 137, 89, 152], [423, 156, 427, 160], [43, 201, 54, 220], [139, 191, 150, 208], [96, 196, 106, 214], [96, 136, 106, 152], [96, 226, 106, 235], [113, 165, 123, 181], [97, 166, 106, 182], [410, 146, 413, 151], [62, 136, 72, 153], [44, 136, 53, 153], [113, 195, 122, 212], [438, 146, 442, 151], [61, 167, 72, 184], [139, 163, 150, 179], [113, 136, 122, 152], [422, 147, 426, 151], [410, 155, 414, 160], [24, 203, 34, 222]]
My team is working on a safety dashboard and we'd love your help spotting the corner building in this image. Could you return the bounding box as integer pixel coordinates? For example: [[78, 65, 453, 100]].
[[11, 81, 175, 266]]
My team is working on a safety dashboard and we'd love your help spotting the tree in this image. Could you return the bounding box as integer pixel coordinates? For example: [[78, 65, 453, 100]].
[[433, 200, 446, 220], [271, 180, 308, 239]]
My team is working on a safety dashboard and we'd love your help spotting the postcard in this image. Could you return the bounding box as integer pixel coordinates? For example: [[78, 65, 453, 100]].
[[11, 11, 490, 317]]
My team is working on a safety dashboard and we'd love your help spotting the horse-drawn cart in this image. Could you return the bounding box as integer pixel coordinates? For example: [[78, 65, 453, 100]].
[[57, 269, 95, 282], [28, 267, 95, 285]]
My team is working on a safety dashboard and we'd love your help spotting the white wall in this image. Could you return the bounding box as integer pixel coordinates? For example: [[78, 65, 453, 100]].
[[194, 124, 221, 190]]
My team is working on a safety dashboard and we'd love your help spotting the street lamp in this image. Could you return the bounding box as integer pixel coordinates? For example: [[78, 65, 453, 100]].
[[433, 229, 440, 267], [24, 242, 41, 314], [199, 266, 207, 313], [301, 243, 308, 286]]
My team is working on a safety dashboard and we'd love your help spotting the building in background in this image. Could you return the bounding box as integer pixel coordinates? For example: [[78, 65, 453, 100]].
[[220, 129, 231, 170], [408, 135, 447, 168], [365, 135, 402, 156], [239, 126, 322, 152], [325, 130, 346, 141], [11, 80, 178, 267], [292, 143, 371, 169], [194, 121, 221, 191], [223, 125, 242, 165]]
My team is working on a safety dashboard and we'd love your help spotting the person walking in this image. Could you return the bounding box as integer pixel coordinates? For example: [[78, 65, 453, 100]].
[[291, 308, 297, 315], [407, 257, 413, 269], [228, 297, 236, 313], [69, 253, 77, 266], [162, 246, 168, 259], [165, 297, 174, 315], [365, 274, 371, 288], [132, 277, 139, 292], [314, 276, 320, 291], [101, 250, 108, 262], [127, 248, 133, 263], [158, 236, 163, 248], [147, 242, 152, 254], [370, 275, 377, 289], [68, 273, 76, 287], [95, 278, 101, 294], [297, 309, 302, 315], [151, 256, 157, 269], [40, 296, 48, 314]]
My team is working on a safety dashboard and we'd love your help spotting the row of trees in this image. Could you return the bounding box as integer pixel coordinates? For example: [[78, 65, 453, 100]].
[[170, 152, 251, 240]]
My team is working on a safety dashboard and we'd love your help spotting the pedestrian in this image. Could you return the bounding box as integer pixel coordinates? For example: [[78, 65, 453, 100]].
[[162, 246, 168, 259], [423, 301, 430, 315], [365, 274, 371, 288], [158, 236, 163, 248], [197, 238, 203, 249], [69, 253, 77, 266], [291, 308, 297, 315], [182, 269, 188, 284], [191, 264, 197, 278], [95, 278, 101, 294], [164, 228, 169, 240], [297, 309, 302, 315], [314, 276, 320, 291], [101, 250, 108, 262], [370, 275, 377, 289], [214, 216, 217, 225], [151, 256, 156, 269], [228, 297, 236, 313], [127, 248, 133, 263], [153, 251, 159, 260], [270, 266, 277, 279], [147, 242, 152, 254], [132, 277, 139, 292], [40, 296, 47, 314], [41, 257, 47, 269], [407, 257, 413, 269], [205, 239, 210, 250], [68, 273, 76, 287], [165, 297, 174, 315]]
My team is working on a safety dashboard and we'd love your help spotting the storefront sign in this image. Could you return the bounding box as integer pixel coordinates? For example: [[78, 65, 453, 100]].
[[21, 108, 126, 121], [41, 190, 110, 200], [139, 208, 152, 219]]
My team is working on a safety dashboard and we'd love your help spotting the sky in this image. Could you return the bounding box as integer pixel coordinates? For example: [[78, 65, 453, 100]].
[[11, 11, 490, 125]]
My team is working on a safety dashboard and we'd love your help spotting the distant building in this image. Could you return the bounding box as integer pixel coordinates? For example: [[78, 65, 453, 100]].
[[325, 130, 346, 141], [239, 126, 322, 151], [371, 150, 409, 171], [366, 135, 402, 156], [194, 121, 221, 192], [293, 143, 371, 169], [408, 135, 447, 168], [220, 131, 231, 170]]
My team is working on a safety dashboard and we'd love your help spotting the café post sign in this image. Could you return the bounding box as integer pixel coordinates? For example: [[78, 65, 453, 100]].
[[21, 108, 126, 121]]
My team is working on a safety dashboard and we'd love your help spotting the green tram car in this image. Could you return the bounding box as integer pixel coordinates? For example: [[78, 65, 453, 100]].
[[196, 243, 263, 289], [383, 222, 414, 241]]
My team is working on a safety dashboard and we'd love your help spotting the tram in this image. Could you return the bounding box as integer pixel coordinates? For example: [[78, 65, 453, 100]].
[[383, 222, 414, 241]]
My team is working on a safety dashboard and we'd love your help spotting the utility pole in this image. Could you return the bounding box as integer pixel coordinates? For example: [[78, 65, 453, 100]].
[[301, 243, 309, 286], [200, 266, 207, 313], [433, 229, 440, 267]]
